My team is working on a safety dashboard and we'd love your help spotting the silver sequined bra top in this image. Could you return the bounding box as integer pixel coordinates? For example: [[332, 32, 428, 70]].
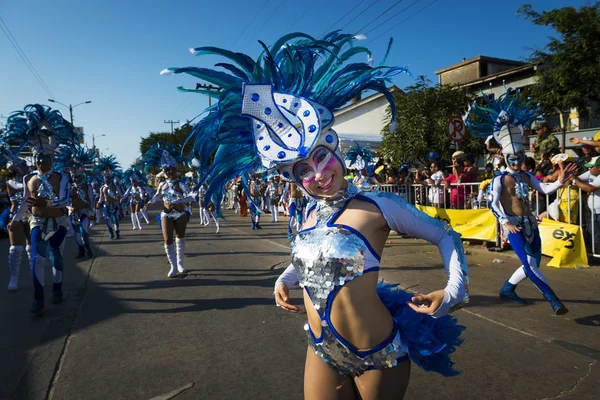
[[290, 185, 379, 311], [290, 185, 406, 376]]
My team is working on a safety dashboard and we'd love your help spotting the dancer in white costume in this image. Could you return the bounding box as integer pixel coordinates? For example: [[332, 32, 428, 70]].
[[0, 139, 32, 290], [143, 142, 196, 278], [121, 168, 148, 230]]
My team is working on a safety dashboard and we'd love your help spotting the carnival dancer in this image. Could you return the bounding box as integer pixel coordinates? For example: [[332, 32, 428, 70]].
[[0, 139, 32, 290], [54, 144, 96, 258], [287, 182, 305, 238], [266, 176, 280, 222], [465, 88, 576, 315], [164, 32, 466, 397], [121, 168, 147, 230], [346, 142, 379, 192], [143, 142, 196, 278], [89, 178, 102, 227], [4, 104, 78, 313], [93, 156, 122, 239]]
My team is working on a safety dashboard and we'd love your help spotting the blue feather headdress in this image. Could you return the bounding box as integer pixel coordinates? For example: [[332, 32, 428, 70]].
[[3, 104, 78, 156], [464, 88, 541, 156], [345, 141, 375, 170], [54, 144, 96, 177], [0, 138, 25, 168], [122, 167, 147, 188], [92, 155, 121, 178], [162, 31, 410, 212], [141, 141, 185, 172]]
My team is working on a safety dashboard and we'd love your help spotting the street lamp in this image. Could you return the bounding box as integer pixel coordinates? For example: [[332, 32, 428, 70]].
[[91, 133, 106, 156], [47, 99, 92, 125]]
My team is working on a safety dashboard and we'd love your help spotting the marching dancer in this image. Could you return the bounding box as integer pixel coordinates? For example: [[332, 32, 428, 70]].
[[0, 140, 32, 290], [143, 142, 196, 278], [465, 88, 576, 315], [4, 104, 78, 313], [121, 168, 147, 230], [54, 144, 96, 258], [164, 32, 466, 398], [93, 156, 122, 239]]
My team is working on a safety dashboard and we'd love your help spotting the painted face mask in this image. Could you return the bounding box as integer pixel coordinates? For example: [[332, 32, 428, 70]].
[[506, 152, 525, 166]]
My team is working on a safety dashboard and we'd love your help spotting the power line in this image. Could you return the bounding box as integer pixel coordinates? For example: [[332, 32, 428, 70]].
[[365, 0, 422, 35], [319, 0, 366, 37], [231, 0, 269, 48], [340, 0, 380, 31], [240, 0, 287, 52], [0, 16, 55, 99], [355, 0, 405, 33], [367, 0, 440, 44]]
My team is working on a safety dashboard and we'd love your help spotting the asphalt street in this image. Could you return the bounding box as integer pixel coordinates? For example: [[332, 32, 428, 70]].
[[1, 206, 599, 400]]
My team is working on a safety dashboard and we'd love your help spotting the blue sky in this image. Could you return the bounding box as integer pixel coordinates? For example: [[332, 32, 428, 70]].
[[0, 0, 588, 167]]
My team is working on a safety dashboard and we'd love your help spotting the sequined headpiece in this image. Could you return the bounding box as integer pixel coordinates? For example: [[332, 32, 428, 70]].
[[464, 88, 541, 156], [3, 104, 78, 156], [162, 31, 409, 212], [141, 142, 185, 172], [344, 141, 375, 171]]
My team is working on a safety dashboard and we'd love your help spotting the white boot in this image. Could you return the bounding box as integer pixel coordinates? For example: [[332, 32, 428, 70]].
[[164, 243, 177, 278], [26, 245, 33, 265], [175, 237, 187, 273], [134, 212, 142, 230], [131, 214, 138, 230], [8, 245, 23, 290], [140, 209, 150, 224], [211, 212, 220, 234]]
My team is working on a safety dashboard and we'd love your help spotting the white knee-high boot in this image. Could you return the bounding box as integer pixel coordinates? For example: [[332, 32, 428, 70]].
[[202, 209, 210, 226], [175, 237, 187, 273], [25, 244, 33, 266], [141, 209, 150, 224], [134, 212, 142, 230], [199, 208, 206, 225], [8, 245, 24, 290], [131, 213, 138, 229], [164, 243, 177, 278], [211, 212, 219, 234]]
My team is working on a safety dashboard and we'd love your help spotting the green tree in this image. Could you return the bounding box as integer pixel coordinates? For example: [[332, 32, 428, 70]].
[[381, 77, 482, 166], [518, 3, 600, 117]]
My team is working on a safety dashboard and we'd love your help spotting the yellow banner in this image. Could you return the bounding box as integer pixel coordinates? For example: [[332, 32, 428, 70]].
[[415, 206, 497, 241], [538, 218, 589, 269]]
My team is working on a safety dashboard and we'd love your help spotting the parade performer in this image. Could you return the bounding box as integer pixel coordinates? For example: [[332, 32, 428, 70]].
[[266, 176, 280, 222], [93, 156, 122, 239], [54, 144, 96, 258], [143, 142, 195, 278], [287, 182, 306, 238], [121, 168, 148, 230], [465, 89, 576, 315], [346, 142, 379, 191], [164, 32, 466, 397], [4, 104, 78, 313], [0, 139, 32, 290]]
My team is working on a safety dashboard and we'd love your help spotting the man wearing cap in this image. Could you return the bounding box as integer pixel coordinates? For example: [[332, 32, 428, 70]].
[[571, 156, 600, 252], [531, 120, 559, 162]]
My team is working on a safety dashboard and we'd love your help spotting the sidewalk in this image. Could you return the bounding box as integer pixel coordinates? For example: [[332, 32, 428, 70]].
[[0, 208, 598, 399]]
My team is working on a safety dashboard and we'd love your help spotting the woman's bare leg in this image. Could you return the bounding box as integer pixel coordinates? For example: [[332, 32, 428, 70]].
[[304, 347, 357, 400], [353, 360, 411, 400]]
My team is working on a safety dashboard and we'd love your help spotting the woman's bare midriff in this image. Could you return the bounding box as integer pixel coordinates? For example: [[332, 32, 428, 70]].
[[305, 272, 395, 350], [163, 203, 186, 213]]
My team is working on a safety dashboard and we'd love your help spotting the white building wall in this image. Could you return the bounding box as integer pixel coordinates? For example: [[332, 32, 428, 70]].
[[332, 96, 391, 142]]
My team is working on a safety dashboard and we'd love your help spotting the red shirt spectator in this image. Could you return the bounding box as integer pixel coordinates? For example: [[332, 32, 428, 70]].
[[444, 165, 476, 208]]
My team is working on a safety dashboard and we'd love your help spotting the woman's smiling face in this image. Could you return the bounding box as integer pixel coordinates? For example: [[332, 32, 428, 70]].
[[292, 146, 345, 198]]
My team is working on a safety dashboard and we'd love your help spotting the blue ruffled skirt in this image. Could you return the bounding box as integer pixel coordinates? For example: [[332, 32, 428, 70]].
[[377, 280, 465, 376]]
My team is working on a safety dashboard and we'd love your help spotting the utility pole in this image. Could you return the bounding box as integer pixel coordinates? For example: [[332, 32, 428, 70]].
[[164, 120, 180, 134], [195, 84, 222, 107]]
